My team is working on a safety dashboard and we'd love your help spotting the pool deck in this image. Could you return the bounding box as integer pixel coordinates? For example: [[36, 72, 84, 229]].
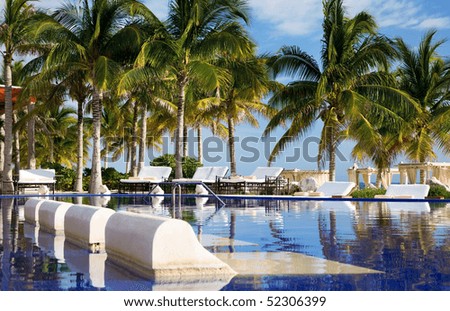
[[3, 191, 450, 203], [215, 252, 382, 275]]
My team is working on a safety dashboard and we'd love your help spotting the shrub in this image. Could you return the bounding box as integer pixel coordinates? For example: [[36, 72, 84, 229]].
[[81, 167, 128, 191], [41, 162, 76, 191], [102, 167, 128, 190], [351, 187, 386, 198], [427, 184, 450, 198], [150, 154, 202, 179]]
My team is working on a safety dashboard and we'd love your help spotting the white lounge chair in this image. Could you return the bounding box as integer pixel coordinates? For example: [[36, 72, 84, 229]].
[[218, 167, 284, 194], [294, 181, 356, 197], [15, 169, 57, 194], [172, 166, 229, 184], [374, 184, 430, 199], [119, 166, 172, 193]]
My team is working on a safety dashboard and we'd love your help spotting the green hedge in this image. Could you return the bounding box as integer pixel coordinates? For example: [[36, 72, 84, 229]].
[[428, 184, 450, 198], [150, 154, 202, 179], [82, 167, 128, 191], [41, 162, 76, 191], [351, 187, 386, 198]]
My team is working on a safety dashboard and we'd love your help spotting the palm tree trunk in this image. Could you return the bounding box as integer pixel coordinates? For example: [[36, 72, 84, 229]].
[[74, 101, 84, 192], [13, 112, 20, 176], [103, 145, 109, 169], [197, 127, 202, 164], [88, 89, 103, 194], [419, 156, 426, 184], [2, 57, 15, 194], [49, 138, 55, 163], [138, 103, 147, 173], [125, 147, 130, 174], [130, 101, 138, 177], [175, 74, 187, 179], [0, 116, 4, 177], [0, 119, 4, 187], [27, 102, 36, 169], [328, 127, 336, 182], [183, 126, 188, 158], [228, 116, 237, 176]]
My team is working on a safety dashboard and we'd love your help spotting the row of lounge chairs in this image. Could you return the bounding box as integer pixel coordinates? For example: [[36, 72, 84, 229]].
[[118, 165, 361, 197], [119, 166, 286, 195], [13, 167, 431, 199], [118, 165, 432, 199]]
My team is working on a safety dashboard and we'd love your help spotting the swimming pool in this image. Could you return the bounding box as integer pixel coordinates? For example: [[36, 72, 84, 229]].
[[0, 196, 449, 290]]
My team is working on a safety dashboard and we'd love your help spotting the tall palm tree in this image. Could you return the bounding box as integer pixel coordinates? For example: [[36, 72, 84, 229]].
[[217, 54, 274, 175], [183, 87, 228, 164], [31, 0, 153, 193], [264, 0, 407, 181], [136, 0, 253, 178], [21, 45, 92, 192], [34, 106, 78, 166], [0, 0, 37, 193], [395, 30, 450, 182]]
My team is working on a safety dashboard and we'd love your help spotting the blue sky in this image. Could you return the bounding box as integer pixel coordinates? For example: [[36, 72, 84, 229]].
[[4, 0, 450, 178]]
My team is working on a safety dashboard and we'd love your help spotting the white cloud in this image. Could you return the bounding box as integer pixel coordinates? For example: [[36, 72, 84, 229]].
[[248, 0, 450, 38], [248, 0, 323, 36], [36, 0, 65, 10], [416, 17, 450, 29], [142, 0, 169, 20], [346, 0, 450, 30]]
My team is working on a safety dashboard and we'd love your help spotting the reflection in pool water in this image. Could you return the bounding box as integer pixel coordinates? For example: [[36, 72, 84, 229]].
[[0, 197, 449, 290]]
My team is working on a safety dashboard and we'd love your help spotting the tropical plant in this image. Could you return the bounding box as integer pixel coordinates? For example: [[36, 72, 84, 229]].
[[264, 0, 409, 181], [150, 153, 202, 179], [395, 30, 450, 182], [41, 162, 77, 191], [135, 0, 253, 179], [0, 0, 37, 193], [30, 0, 154, 193], [216, 54, 274, 175]]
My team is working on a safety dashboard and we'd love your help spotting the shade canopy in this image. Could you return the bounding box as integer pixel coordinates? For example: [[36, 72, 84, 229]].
[[0, 84, 22, 103], [0, 84, 24, 114]]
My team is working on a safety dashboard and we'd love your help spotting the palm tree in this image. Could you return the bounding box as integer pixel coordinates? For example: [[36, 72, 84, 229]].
[[30, 0, 154, 193], [0, 0, 37, 193], [264, 0, 407, 181], [135, 0, 253, 178], [217, 54, 274, 175], [395, 30, 450, 182], [34, 106, 79, 166], [21, 45, 92, 191], [183, 87, 228, 164]]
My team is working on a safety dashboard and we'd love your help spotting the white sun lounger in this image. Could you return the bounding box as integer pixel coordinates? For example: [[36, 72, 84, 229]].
[[15, 169, 57, 194], [218, 167, 284, 194], [374, 184, 430, 199], [119, 166, 172, 193], [220, 167, 284, 183], [172, 166, 229, 184], [294, 181, 356, 198]]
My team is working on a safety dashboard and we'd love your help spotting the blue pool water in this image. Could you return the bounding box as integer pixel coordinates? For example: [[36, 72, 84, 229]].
[[0, 196, 449, 291]]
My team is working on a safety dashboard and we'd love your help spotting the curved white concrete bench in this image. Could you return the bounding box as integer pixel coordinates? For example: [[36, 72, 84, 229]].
[[38, 200, 73, 234], [105, 212, 236, 279], [64, 204, 115, 252], [24, 198, 48, 224]]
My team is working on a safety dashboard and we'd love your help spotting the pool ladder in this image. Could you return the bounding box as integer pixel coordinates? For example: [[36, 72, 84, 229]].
[[171, 182, 226, 209]]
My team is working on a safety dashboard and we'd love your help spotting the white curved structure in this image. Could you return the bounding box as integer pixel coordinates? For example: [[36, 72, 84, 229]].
[[38, 200, 73, 234], [24, 198, 48, 224], [105, 211, 236, 279], [64, 204, 115, 251]]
